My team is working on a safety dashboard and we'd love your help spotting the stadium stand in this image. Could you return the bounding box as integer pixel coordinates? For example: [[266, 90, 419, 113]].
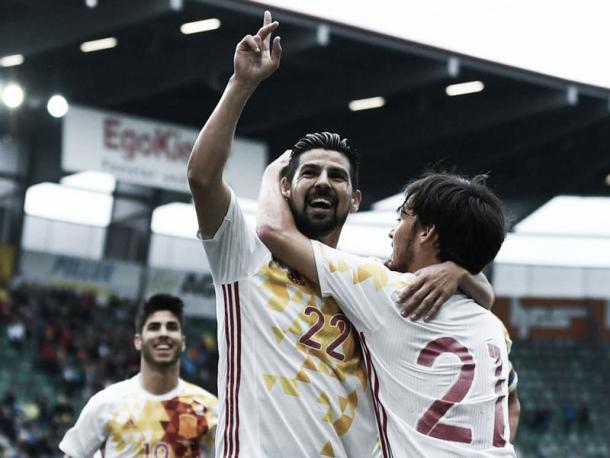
[[510, 339, 610, 458]]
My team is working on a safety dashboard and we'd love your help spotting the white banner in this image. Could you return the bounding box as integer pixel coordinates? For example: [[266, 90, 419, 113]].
[[62, 105, 267, 198], [144, 268, 216, 318], [20, 251, 142, 299]]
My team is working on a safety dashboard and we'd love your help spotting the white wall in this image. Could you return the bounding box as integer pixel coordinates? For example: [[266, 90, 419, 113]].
[[148, 233, 210, 273], [21, 216, 106, 259], [493, 263, 610, 298]]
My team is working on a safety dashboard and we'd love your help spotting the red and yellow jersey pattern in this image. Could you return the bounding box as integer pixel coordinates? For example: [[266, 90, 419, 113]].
[[202, 190, 378, 457], [59, 375, 218, 458]]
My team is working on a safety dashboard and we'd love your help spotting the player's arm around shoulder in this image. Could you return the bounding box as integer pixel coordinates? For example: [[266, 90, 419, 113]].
[[187, 10, 282, 239], [394, 261, 495, 321], [256, 151, 320, 288]]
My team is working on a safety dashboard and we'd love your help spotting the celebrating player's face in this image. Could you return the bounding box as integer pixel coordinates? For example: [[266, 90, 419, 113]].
[[286, 149, 358, 239], [385, 206, 418, 273], [136, 310, 184, 368]]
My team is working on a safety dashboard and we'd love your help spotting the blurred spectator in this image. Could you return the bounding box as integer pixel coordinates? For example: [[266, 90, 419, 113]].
[[531, 403, 552, 432], [563, 403, 576, 433], [7, 318, 26, 348], [577, 402, 591, 432], [0, 392, 18, 442]]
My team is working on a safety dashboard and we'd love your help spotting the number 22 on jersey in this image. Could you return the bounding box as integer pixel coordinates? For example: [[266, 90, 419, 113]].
[[299, 306, 351, 361]]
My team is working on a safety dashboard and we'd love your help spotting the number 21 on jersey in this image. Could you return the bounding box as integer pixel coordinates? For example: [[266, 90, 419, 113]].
[[416, 337, 507, 447]]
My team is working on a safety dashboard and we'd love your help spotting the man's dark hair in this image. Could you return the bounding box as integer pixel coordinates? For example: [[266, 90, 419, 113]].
[[135, 293, 185, 334], [284, 132, 360, 189], [402, 172, 506, 274]]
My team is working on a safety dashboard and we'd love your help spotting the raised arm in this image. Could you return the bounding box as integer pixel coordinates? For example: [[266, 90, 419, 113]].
[[187, 11, 281, 238], [256, 152, 320, 288]]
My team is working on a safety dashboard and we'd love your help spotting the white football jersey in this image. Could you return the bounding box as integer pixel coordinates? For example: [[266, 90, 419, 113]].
[[201, 190, 378, 458], [312, 241, 516, 458], [59, 374, 218, 457]]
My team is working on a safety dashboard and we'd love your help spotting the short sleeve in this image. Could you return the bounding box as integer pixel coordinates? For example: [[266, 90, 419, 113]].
[[59, 392, 107, 458], [507, 365, 519, 393], [199, 188, 269, 284], [502, 324, 519, 393], [312, 241, 415, 333]]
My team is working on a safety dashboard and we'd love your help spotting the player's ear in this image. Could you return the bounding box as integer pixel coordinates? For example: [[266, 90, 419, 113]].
[[350, 189, 362, 213], [280, 177, 291, 199], [181, 336, 186, 352], [420, 225, 438, 245], [134, 334, 142, 351]]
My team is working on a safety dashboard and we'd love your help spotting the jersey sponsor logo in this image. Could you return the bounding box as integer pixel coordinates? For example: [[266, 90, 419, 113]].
[[122, 418, 138, 431]]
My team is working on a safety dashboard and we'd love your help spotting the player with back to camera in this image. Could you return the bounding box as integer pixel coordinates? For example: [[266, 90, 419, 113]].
[[257, 151, 520, 457], [59, 294, 218, 457], [187, 10, 499, 457]]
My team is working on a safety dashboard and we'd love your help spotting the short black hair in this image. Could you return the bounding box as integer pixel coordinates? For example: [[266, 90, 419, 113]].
[[403, 172, 506, 274], [284, 132, 360, 189], [135, 293, 185, 334]]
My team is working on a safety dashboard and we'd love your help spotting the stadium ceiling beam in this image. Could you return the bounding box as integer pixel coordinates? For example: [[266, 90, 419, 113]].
[[19, 37, 236, 107], [94, 27, 323, 106], [0, 0, 181, 57], [353, 90, 571, 160], [463, 103, 610, 172], [372, 100, 609, 179], [404, 90, 569, 150], [240, 63, 447, 135]]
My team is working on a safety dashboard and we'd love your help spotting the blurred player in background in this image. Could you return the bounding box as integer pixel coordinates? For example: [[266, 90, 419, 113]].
[[187, 10, 497, 457], [257, 153, 519, 457], [59, 294, 218, 457]]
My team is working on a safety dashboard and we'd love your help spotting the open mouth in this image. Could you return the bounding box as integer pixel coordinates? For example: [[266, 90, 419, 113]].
[[308, 197, 334, 209]]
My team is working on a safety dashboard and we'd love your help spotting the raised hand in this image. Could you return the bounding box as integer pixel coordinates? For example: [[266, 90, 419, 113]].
[[233, 10, 282, 87]]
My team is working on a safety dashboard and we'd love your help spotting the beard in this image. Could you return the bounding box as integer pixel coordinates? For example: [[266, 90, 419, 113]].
[[140, 341, 181, 368], [384, 225, 418, 273], [384, 247, 414, 273], [288, 190, 349, 240]]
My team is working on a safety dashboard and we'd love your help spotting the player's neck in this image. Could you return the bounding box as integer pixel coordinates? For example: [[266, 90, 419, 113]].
[[316, 226, 342, 248], [409, 253, 441, 273], [139, 361, 180, 395]]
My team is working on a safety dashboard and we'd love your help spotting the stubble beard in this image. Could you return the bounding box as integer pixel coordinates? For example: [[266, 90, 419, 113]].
[[385, 226, 418, 273], [288, 198, 348, 240]]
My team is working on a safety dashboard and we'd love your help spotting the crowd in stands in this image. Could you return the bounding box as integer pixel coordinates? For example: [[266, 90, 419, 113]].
[[0, 283, 218, 458]]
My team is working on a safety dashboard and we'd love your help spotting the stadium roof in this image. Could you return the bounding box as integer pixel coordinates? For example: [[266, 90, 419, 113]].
[[1, 0, 609, 221]]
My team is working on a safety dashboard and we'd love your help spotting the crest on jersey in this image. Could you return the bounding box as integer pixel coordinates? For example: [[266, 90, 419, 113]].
[[178, 413, 198, 439], [288, 270, 306, 286]]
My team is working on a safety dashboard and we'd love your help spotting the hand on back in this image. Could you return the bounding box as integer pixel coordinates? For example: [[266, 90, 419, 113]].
[[394, 261, 466, 321]]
